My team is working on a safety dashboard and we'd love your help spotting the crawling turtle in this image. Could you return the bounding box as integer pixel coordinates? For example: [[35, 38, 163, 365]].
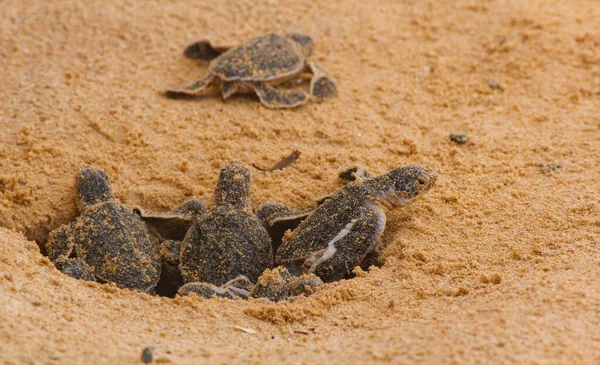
[[46, 167, 162, 292], [156, 162, 322, 300], [264, 165, 437, 282], [166, 32, 336, 108]]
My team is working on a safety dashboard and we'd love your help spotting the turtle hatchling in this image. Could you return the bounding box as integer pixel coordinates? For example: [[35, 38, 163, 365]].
[[267, 165, 437, 282], [166, 32, 336, 108], [157, 162, 322, 300], [46, 167, 161, 292]]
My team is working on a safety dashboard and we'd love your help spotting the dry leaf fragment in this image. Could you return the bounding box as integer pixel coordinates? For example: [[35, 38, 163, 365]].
[[253, 150, 301, 171]]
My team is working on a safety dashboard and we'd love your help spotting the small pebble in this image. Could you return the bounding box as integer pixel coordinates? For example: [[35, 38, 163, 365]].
[[141, 347, 153, 363], [488, 80, 501, 89], [538, 163, 562, 171], [449, 133, 468, 145]]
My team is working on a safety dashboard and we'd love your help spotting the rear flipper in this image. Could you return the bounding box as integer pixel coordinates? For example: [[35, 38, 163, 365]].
[[307, 61, 337, 99], [178, 276, 253, 300]]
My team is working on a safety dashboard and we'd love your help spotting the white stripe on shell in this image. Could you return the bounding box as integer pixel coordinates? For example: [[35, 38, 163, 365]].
[[308, 217, 359, 273]]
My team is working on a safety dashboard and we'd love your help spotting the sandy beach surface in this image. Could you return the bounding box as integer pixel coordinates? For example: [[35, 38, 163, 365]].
[[1, 0, 599, 363]]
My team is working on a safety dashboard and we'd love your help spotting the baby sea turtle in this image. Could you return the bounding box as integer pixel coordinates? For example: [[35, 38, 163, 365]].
[[46, 167, 161, 292], [175, 162, 273, 298], [265, 165, 437, 282], [166, 32, 336, 108], [155, 162, 322, 300]]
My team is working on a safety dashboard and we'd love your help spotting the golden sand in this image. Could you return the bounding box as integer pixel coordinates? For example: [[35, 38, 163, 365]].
[[1, 0, 599, 363]]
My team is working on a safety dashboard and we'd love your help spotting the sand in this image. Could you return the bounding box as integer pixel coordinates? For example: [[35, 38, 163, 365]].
[[1, 0, 600, 363]]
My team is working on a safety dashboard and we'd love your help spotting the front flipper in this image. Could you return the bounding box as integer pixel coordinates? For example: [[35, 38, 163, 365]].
[[256, 202, 314, 254], [178, 282, 235, 299], [307, 61, 337, 99], [246, 82, 309, 108], [183, 40, 230, 61], [166, 75, 219, 96], [178, 276, 253, 300], [47, 223, 95, 282], [304, 203, 386, 282], [359, 250, 382, 271], [54, 258, 95, 282], [135, 199, 206, 241], [46, 223, 75, 262]]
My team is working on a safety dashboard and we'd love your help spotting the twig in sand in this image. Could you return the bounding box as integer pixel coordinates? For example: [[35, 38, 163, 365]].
[[233, 325, 257, 334], [252, 150, 301, 172]]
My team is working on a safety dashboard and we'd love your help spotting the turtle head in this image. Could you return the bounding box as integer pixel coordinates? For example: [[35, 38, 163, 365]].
[[213, 162, 252, 214], [287, 32, 314, 58], [76, 167, 114, 211], [368, 165, 436, 208]]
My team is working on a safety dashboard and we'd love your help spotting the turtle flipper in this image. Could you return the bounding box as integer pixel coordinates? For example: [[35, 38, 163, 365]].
[[178, 276, 252, 299], [135, 199, 206, 241], [166, 75, 219, 96], [178, 282, 235, 299], [47, 223, 76, 261], [221, 81, 239, 100], [359, 249, 382, 271], [246, 81, 309, 108], [222, 276, 253, 299], [135, 199, 206, 220], [256, 202, 313, 229], [256, 202, 314, 254], [183, 40, 230, 61], [307, 61, 337, 99]]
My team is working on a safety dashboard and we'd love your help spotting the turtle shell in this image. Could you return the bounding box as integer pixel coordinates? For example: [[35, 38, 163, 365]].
[[209, 33, 306, 82], [275, 185, 370, 264], [179, 206, 273, 286], [73, 202, 162, 291]]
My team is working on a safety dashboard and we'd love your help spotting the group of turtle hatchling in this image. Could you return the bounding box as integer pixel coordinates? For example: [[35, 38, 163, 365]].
[[47, 163, 436, 301], [46, 32, 436, 301]]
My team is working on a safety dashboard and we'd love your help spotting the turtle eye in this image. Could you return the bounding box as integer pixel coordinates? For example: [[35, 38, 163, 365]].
[[418, 178, 425, 185]]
